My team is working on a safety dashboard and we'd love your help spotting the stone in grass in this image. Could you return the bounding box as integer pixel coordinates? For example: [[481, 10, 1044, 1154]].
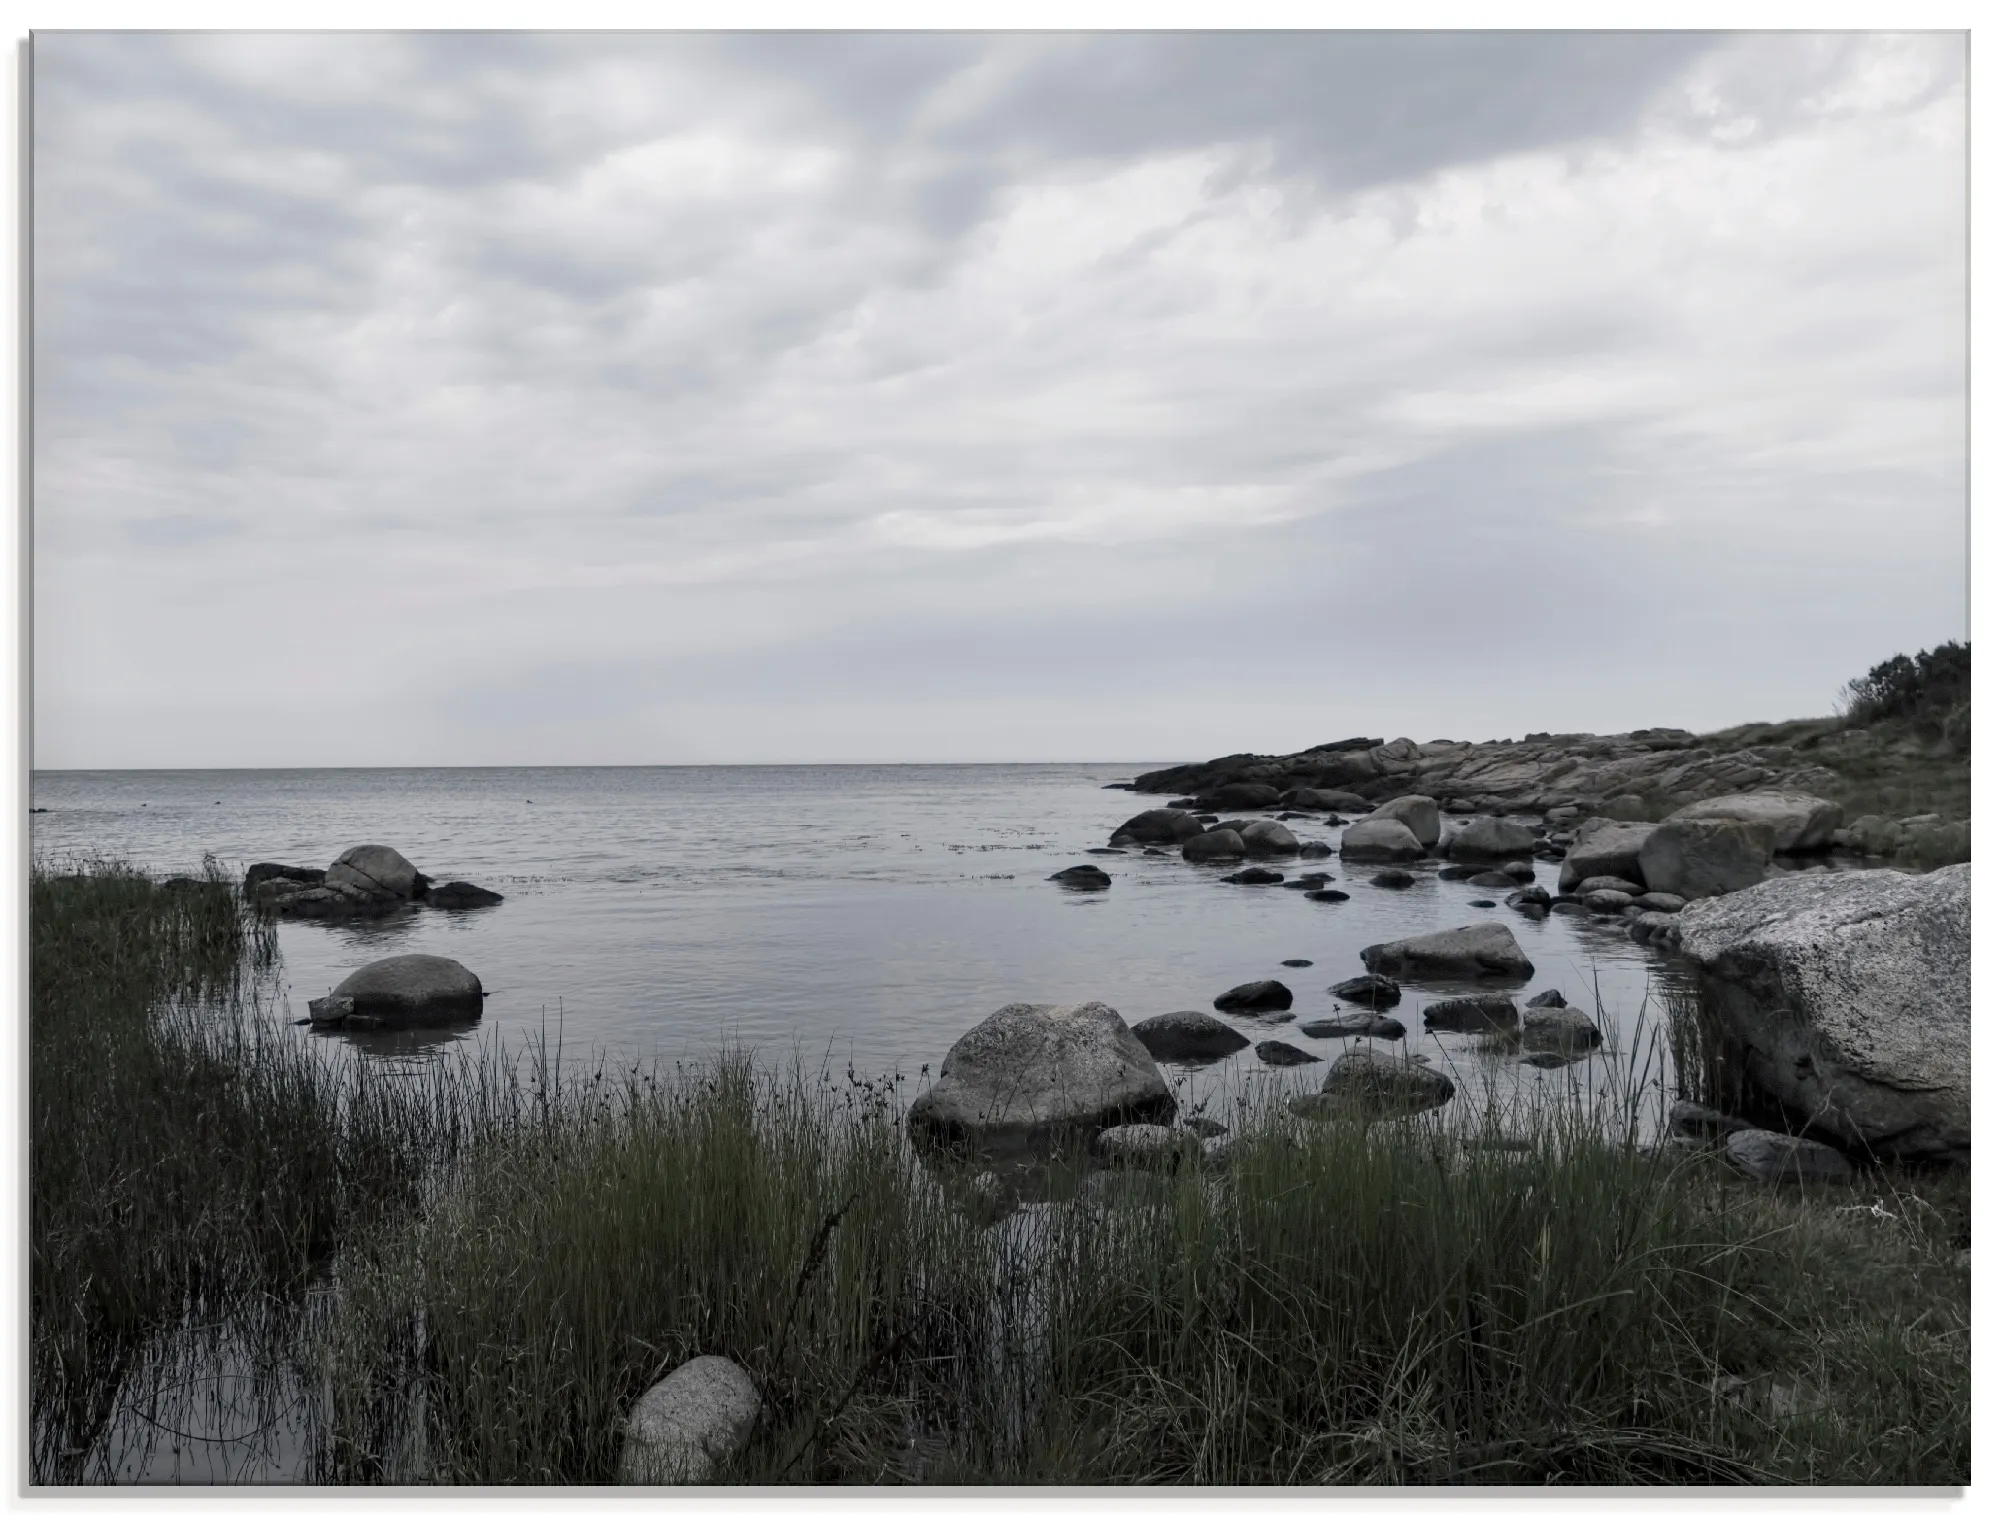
[[1328, 973, 1402, 1007], [1723, 1128, 1853, 1182], [1048, 864, 1111, 890], [1423, 995, 1519, 1033], [619, 1356, 762, 1484], [1370, 869, 1417, 889], [1669, 1100, 1757, 1142], [1214, 980, 1293, 1012], [1130, 1011, 1251, 1063], [1300, 1013, 1405, 1041], [1295, 1048, 1454, 1120], [1256, 1040, 1321, 1067], [1095, 1123, 1198, 1167]]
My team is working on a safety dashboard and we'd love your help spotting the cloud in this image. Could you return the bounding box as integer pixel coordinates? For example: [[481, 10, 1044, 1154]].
[[31, 31, 1967, 766]]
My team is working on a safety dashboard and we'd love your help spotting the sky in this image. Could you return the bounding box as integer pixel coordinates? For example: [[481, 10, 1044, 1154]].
[[31, 30, 1969, 768]]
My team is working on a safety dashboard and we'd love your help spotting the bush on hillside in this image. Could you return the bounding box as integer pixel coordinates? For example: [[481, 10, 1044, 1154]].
[[1839, 642, 1970, 752]]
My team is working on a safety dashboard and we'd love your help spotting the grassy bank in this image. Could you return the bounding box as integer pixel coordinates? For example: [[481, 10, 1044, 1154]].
[[32, 862, 1969, 1486]]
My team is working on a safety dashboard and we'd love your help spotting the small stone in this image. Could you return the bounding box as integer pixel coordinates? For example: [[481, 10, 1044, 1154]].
[[1256, 1040, 1321, 1066], [1423, 995, 1519, 1033], [1468, 899, 1496, 908], [1280, 959, 1313, 967], [619, 1357, 762, 1484], [1525, 989, 1567, 1009], [1221, 866, 1286, 885], [1327, 974, 1402, 1007], [1048, 864, 1112, 890], [1214, 980, 1293, 1013], [1300, 1013, 1405, 1040], [1370, 869, 1417, 889], [1304, 889, 1351, 903]]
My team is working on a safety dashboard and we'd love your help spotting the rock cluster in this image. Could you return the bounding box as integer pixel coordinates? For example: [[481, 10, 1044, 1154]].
[[247, 844, 503, 920]]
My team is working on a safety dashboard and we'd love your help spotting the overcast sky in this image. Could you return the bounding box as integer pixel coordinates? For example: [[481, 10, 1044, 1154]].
[[33, 31, 1967, 768]]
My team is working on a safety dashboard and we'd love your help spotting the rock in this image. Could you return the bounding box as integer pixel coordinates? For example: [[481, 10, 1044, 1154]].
[[428, 880, 504, 909], [1221, 866, 1286, 885], [243, 862, 324, 898], [1632, 892, 1685, 913], [1521, 1003, 1602, 1052], [1445, 816, 1539, 861], [1299, 1049, 1455, 1119], [1087, 847, 1125, 856], [1370, 869, 1417, 890], [1300, 1013, 1405, 1040], [1525, 989, 1567, 1009], [1338, 817, 1425, 863], [1304, 889, 1351, 903], [1423, 995, 1519, 1033], [1207, 819, 1251, 834], [1181, 829, 1247, 862], [1214, 980, 1293, 1013], [1239, 820, 1302, 855], [1556, 820, 1657, 891], [317, 955, 484, 1027], [1669, 1100, 1756, 1142], [1596, 794, 1650, 822], [1673, 865, 1969, 1161], [1360, 923, 1535, 982], [325, 844, 425, 901], [1638, 819, 1774, 899], [1582, 889, 1634, 914], [1256, 1040, 1321, 1066], [1281, 787, 1362, 811], [307, 993, 355, 1026], [1285, 872, 1333, 889], [1723, 1129, 1854, 1182], [1364, 795, 1441, 847], [1501, 860, 1538, 882], [1466, 871, 1516, 887], [1327, 974, 1401, 1007], [1095, 1124, 1196, 1167], [1507, 886, 1551, 909], [1575, 875, 1643, 896], [1842, 814, 1903, 855], [1549, 899, 1588, 916], [1436, 864, 1485, 881], [1131, 1012, 1252, 1063], [1669, 791, 1843, 853], [1468, 899, 1496, 908], [1627, 911, 1682, 948], [1111, 809, 1206, 846], [619, 1356, 762, 1484], [1205, 782, 1282, 809], [259, 879, 405, 920], [1280, 959, 1313, 967], [1142, 847, 1165, 856], [1049, 864, 1111, 890], [1296, 840, 1334, 859], [908, 1002, 1175, 1154]]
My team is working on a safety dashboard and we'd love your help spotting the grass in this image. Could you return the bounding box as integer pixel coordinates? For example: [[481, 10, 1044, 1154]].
[[32, 860, 1970, 1487]]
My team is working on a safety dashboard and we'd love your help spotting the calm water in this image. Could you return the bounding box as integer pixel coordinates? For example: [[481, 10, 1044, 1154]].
[[30, 765, 1683, 1115]]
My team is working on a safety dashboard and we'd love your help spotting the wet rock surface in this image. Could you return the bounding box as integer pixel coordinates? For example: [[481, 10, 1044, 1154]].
[[1360, 923, 1535, 982], [1131, 1011, 1251, 1063]]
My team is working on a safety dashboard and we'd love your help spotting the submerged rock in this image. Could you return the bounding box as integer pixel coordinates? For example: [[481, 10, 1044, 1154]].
[[908, 1002, 1175, 1155], [428, 880, 504, 909], [1300, 1013, 1405, 1040], [1130, 1011, 1251, 1063], [1221, 866, 1286, 885], [1674, 865, 1969, 1162], [1110, 808, 1205, 846], [1423, 995, 1519, 1033], [1327, 973, 1402, 1007], [1297, 1049, 1454, 1119], [1048, 864, 1112, 890], [1283, 872, 1333, 890], [1370, 869, 1417, 889], [1360, 923, 1535, 982], [619, 1356, 762, 1484], [1256, 1040, 1321, 1066], [1303, 888, 1351, 903]]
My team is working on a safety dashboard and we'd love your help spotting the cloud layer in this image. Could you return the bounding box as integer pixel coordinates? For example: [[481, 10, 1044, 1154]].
[[34, 32, 1967, 766]]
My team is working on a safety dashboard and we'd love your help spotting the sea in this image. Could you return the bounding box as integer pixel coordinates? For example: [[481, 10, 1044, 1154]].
[[29, 763, 1687, 1122]]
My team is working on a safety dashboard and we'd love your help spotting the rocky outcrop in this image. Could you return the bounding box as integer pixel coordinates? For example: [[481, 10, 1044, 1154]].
[[1638, 819, 1773, 899], [1130, 1012, 1251, 1063], [1366, 795, 1440, 848], [309, 954, 484, 1029], [250, 845, 502, 920], [1673, 866, 1969, 1161], [1360, 923, 1534, 982], [1668, 791, 1842, 853], [1338, 818, 1424, 864], [1556, 820, 1656, 891], [908, 1002, 1175, 1155], [619, 1356, 762, 1484], [242, 862, 324, 897]]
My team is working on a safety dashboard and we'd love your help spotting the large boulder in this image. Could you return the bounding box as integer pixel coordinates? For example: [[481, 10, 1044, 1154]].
[[1131, 1012, 1252, 1063], [1445, 816, 1538, 861], [1364, 795, 1440, 847], [310, 954, 484, 1028], [1338, 818, 1425, 864], [1638, 819, 1773, 899], [1296, 1049, 1455, 1120], [1181, 828, 1247, 862], [1239, 819, 1302, 856], [619, 1356, 762, 1484], [1673, 866, 1969, 1161], [1360, 923, 1534, 983], [1669, 791, 1843, 854], [324, 844, 425, 901], [907, 1002, 1175, 1154], [1111, 809, 1204, 846], [1556, 820, 1656, 891]]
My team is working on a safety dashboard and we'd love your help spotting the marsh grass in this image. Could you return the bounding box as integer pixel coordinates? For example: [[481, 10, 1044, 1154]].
[[34, 859, 1969, 1486]]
